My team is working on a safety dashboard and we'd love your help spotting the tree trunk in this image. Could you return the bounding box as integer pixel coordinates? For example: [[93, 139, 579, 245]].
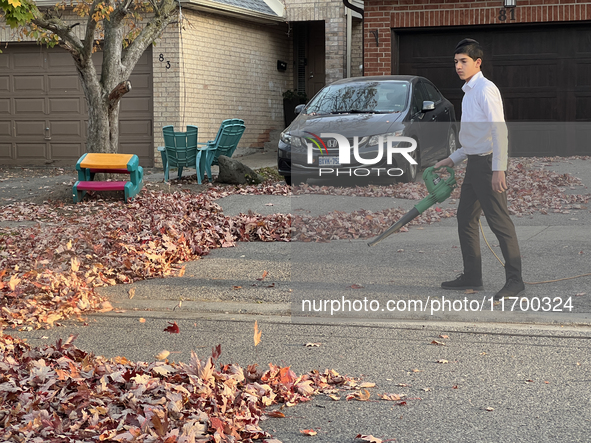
[[27, 0, 179, 155]]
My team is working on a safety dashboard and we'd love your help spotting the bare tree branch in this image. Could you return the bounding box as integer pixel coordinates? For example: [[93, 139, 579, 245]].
[[108, 80, 132, 107], [83, 0, 102, 58], [120, 0, 177, 77], [31, 13, 84, 54]]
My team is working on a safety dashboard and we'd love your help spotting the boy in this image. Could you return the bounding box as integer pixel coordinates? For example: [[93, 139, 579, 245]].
[[434, 38, 524, 300]]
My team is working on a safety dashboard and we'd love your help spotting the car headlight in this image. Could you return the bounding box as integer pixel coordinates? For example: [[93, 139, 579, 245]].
[[368, 130, 404, 147], [280, 132, 303, 148], [280, 131, 291, 145]]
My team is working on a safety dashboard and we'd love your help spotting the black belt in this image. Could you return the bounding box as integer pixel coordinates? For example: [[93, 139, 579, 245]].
[[467, 153, 492, 158]]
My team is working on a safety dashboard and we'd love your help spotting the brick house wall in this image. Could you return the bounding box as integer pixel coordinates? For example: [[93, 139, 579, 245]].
[[153, 10, 292, 165], [285, 0, 347, 83], [351, 18, 364, 78], [364, 0, 591, 76]]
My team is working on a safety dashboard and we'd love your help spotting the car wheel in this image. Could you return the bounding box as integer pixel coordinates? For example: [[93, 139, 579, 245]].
[[447, 128, 458, 156], [398, 141, 419, 183], [285, 176, 307, 186]]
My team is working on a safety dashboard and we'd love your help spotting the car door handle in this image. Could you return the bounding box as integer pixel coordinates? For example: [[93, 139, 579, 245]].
[[444, 108, 449, 114]]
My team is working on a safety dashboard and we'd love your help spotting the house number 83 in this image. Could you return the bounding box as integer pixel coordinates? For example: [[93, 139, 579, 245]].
[[159, 53, 171, 69]]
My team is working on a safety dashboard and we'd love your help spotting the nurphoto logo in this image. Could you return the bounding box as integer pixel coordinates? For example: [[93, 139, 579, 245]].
[[305, 132, 417, 177]]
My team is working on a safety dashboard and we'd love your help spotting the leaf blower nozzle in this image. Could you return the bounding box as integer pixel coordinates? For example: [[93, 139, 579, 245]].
[[367, 166, 456, 247]]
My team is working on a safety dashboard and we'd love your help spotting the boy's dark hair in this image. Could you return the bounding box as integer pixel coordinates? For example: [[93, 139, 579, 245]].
[[454, 38, 483, 61]]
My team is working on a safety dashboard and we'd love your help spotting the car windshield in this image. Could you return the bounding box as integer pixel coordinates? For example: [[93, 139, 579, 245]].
[[304, 81, 409, 115]]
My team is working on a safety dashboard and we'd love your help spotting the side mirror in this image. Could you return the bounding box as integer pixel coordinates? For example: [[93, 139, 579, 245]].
[[295, 104, 306, 114], [422, 101, 435, 112]]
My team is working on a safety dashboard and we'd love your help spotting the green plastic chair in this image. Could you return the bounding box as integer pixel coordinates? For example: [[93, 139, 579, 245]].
[[160, 125, 198, 181], [211, 123, 246, 165], [206, 118, 244, 147], [197, 123, 246, 183]]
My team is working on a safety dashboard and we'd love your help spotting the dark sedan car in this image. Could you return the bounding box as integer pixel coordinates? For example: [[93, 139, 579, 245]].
[[277, 75, 458, 185]]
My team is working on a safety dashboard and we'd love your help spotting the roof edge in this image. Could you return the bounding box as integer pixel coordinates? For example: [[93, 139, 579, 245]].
[[181, 0, 285, 23], [33, 0, 285, 24]]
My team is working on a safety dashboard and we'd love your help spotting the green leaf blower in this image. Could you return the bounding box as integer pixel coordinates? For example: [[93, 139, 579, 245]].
[[367, 166, 457, 247]]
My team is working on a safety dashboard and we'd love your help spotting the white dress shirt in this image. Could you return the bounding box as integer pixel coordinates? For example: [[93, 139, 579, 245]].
[[449, 71, 509, 171]]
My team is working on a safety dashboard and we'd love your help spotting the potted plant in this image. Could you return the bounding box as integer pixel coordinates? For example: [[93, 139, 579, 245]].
[[282, 90, 307, 128]]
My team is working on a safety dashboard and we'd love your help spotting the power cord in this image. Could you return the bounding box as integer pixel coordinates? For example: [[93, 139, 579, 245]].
[[479, 219, 591, 285]]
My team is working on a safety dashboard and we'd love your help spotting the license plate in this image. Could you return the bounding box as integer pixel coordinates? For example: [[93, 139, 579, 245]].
[[319, 156, 340, 166]]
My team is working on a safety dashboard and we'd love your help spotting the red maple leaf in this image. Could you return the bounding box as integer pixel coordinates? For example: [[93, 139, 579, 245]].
[[163, 321, 180, 334]]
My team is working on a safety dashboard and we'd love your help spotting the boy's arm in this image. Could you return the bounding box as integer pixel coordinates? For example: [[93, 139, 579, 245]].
[[482, 85, 509, 172], [482, 84, 509, 192]]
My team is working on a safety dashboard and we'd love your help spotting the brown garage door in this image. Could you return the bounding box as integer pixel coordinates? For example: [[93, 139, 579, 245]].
[[395, 23, 591, 156], [0, 44, 153, 166]]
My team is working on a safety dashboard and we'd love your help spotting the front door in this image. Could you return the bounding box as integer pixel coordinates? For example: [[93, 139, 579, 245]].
[[294, 21, 326, 101]]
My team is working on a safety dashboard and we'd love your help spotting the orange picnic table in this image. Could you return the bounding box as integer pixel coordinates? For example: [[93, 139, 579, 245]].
[[73, 153, 143, 203]]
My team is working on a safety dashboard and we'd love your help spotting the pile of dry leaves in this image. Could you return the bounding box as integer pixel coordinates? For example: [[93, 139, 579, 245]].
[[0, 186, 291, 330], [291, 158, 590, 242], [0, 334, 362, 442]]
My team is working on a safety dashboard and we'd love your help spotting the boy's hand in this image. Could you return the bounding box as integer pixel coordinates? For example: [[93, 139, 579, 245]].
[[492, 171, 507, 193], [435, 157, 454, 169]]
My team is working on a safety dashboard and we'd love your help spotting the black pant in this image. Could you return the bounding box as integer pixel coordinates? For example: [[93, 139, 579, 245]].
[[457, 154, 522, 282]]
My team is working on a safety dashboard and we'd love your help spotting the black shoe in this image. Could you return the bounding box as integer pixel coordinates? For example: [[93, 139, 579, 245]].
[[441, 274, 484, 291], [494, 278, 525, 300]]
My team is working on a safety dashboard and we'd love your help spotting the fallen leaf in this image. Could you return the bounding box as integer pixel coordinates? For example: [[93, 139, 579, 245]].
[[379, 393, 405, 401], [164, 321, 180, 334], [300, 429, 317, 436], [257, 270, 269, 281], [305, 343, 322, 347], [178, 266, 186, 277], [139, 318, 146, 323], [155, 350, 170, 360], [359, 382, 376, 388], [355, 435, 382, 443], [328, 394, 341, 401], [8, 274, 21, 291], [98, 301, 113, 313], [430, 340, 445, 346], [128, 287, 136, 299], [266, 410, 285, 418], [233, 285, 242, 290], [212, 344, 222, 360], [350, 284, 364, 289], [347, 389, 370, 401], [464, 288, 477, 294], [485, 407, 494, 411], [436, 359, 448, 364], [254, 320, 262, 347], [439, 335, 449, 339], [70, 257, 80, 272]]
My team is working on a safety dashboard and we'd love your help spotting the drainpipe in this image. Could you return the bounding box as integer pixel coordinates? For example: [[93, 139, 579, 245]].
[[343, 0, 364, 77], [346, 7, 352, 78]]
